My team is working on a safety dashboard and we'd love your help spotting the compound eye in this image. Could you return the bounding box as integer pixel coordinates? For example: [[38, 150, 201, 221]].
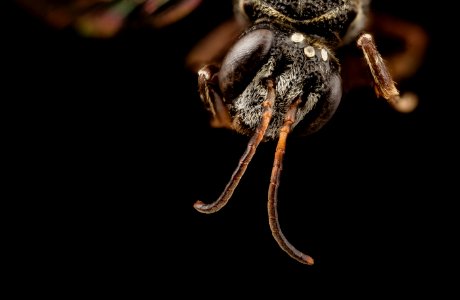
[[327, 73, 342, 106], [219, 29, 274, 102], [299, 73, 343, 136]]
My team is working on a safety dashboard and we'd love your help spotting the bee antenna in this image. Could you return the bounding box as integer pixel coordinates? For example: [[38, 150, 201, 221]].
[[268, 98, 315, 265], [193, 78, 276, 214]]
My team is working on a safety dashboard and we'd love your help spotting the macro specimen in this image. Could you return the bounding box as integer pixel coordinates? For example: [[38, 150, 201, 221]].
[[13, 0, 427, 266], [190, 0, 427, 265]]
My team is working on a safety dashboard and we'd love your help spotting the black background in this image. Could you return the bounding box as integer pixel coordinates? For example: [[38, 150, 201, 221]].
[[3, 0, 455, 296]]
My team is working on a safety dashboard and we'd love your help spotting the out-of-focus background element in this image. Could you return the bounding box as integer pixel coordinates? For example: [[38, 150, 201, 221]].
[[14, 0, 204, 37], [3, 0, 454, 296]]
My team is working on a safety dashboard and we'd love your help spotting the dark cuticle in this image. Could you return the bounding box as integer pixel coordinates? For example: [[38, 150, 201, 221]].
[[219, 29, 274, 102]]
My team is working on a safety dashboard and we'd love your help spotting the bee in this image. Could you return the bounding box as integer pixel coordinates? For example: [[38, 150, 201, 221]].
[[191, 0, 427, 265]]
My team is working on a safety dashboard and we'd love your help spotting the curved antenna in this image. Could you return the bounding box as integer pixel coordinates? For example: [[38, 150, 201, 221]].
[[268, 99, 314, 265], [194, 79, 276, 214]]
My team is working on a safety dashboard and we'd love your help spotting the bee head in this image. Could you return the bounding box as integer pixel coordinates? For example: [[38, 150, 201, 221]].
[[218, 27, 342, 139]]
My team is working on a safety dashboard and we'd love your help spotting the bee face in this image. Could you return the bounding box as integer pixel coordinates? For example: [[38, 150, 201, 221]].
[[193, 0, 413, 266], [219, 26, 342, 139]]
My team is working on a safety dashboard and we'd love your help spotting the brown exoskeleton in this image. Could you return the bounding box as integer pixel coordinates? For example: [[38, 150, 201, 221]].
[[191, 0, 427, 265]]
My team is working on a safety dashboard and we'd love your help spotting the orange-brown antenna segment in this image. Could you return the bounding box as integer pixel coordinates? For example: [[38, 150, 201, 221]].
[[193, 79, 276, 214], [268, 98, 314, 265]]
